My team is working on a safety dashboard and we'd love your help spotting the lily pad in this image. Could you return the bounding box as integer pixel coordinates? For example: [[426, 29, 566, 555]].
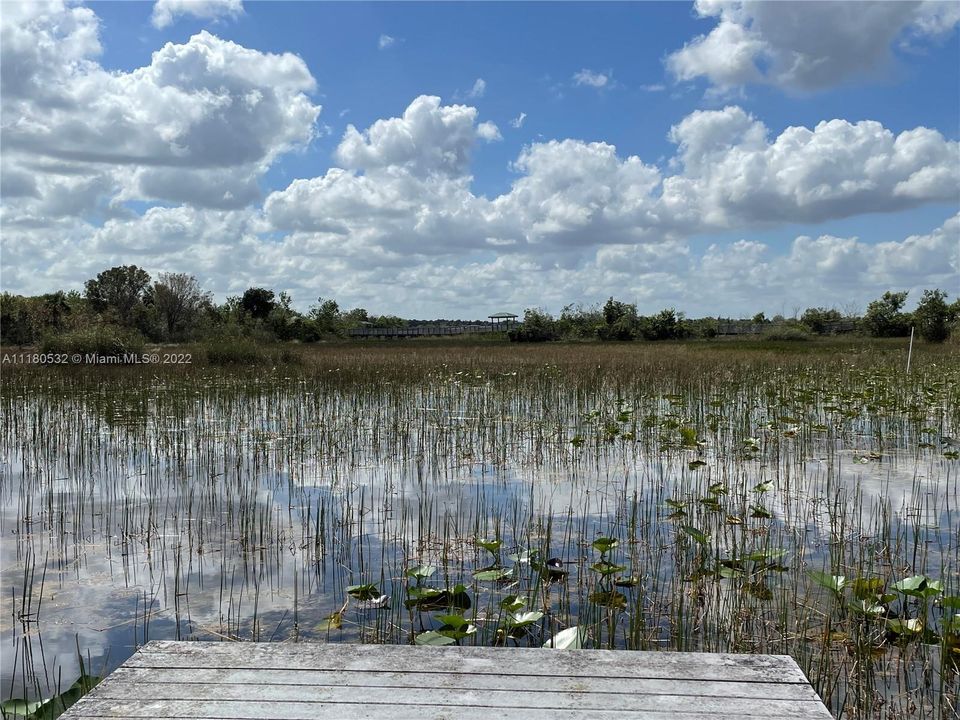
[[346, 583, 380, 601], [589, 590, 627, 609], [406, 565, 437, 581], [475, 538, 502, 554], [852, 577, 885, 600], [887, 618, 923, 635], [592, 537, 619, 553], [508, 611, 544, 627], [681, 525, 710, 546], [1, 699, 44, 717], [499, 595, 526, 613], [316, 611, 343, 632], [543, 626, 586, 649], [474, 567, 513, 582], [405, 584, 472, 611], [415, 631, 456, 646], [809, 571, 846, 594], [589, 560, 626, 576], [893, 575, 943, 599]]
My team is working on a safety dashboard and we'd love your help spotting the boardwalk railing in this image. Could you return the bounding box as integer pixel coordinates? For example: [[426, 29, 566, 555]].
[[348, 324, 498, 338]]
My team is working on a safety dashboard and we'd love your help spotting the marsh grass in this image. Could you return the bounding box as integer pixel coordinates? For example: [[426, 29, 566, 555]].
[[0, 340, 957, 719]]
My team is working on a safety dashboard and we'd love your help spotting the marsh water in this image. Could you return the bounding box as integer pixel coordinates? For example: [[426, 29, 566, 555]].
[[1, 348, 957, 718]]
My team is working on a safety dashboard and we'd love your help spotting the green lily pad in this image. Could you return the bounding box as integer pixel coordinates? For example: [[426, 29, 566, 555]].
[[809, 571, 846, 594], [346, 583, 380, 601], [887, 618, 923, 635], [681, 525, 710, 546], [406, 565, 437, 580], [475, 538, 502, 554], [415, 631, 456, 646], [474, 567, 513, 582], [589, 590, 627, 608], [589, 560, 626, 576], [893, 575, 942, 599], [592, 537, 619, 553], [499, 595, 526, 613]]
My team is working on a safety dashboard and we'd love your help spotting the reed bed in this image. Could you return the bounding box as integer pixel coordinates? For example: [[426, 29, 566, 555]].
[[1, 340, 957, 719]]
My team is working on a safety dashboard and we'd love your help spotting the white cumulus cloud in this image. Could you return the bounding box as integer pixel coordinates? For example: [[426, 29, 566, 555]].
[[662, 106, 960, 227], [151, 0, 244, 29], [696, 213, 960, 313], [258, 97, 957, 271], [1, 3, 320, 225], [334, 95, 499, 177], [2, 5, 957, 319], [667, 0, 960, 92]]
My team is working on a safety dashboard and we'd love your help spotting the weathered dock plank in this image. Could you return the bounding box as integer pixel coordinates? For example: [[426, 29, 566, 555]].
[[62, 641, 833, 719], [94, 666, 821, 700]]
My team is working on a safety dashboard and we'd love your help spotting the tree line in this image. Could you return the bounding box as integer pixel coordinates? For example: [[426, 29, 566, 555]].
[[0, 264, 956, 350], [0, 265, 485, 349], [508, 291, 957, 343]]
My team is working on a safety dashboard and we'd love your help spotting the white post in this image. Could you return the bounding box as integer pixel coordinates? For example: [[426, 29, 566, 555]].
[[906, 326, 914, 374]]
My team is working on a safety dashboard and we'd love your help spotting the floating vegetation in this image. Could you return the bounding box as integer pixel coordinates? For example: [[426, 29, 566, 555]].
[[0, 341, 958, 718]]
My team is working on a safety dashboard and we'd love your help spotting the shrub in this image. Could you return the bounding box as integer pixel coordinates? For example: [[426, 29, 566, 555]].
[[863, 291, 911, 338], [41, 326, 145, 357], [557, 304, 603, 339], [761, 326, 811, 342], [800, 307, 842, 335], [598, 298, 640, 341], [914, 289, 951, 343], [597, 316, 638, 341], [640, 308, 689, 341], [508, 308, 559, 342], [201, 339, 300, 366]]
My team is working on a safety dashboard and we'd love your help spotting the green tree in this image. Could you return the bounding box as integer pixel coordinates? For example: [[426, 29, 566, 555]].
[[310, 298, 342, 334], [341, 307, 370, 329], [84, 265, 151, 327], [558, 303, 603, 339], [914, 289, 951, 343], [508, 308, 559, 342], [602, 297, 633, 325], [241, 287, 276, 321], [599, 297, 639, 341], [36, 292, 72, 333], [371, 315, 406, 329], [863, 291, 910, 338], [267, 291, 304, 341], [643, 308, 688, 341], [0, 293, 35, 346], [152, 273, 212, 339], [800, 307, 842, 335]]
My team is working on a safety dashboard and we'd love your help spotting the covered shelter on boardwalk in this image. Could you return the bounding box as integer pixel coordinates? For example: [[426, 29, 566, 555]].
[[488, 312, 518, 332]]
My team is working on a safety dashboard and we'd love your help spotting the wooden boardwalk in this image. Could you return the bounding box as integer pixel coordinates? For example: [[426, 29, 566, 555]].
[[348, 325, 495, 338], [62, 641, 833, 719]]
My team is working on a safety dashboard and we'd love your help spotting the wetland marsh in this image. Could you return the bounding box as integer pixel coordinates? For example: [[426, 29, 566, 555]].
[[1, 341, 958, 718]]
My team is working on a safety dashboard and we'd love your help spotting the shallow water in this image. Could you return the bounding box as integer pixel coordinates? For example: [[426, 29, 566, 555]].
[[1, 367, 957, 717]]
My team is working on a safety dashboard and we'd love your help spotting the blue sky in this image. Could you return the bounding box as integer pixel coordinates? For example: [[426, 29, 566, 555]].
[[2, 1, 958, 318]]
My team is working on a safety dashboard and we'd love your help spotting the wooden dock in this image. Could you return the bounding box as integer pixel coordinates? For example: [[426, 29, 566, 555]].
[[62, 641, 833, 719]]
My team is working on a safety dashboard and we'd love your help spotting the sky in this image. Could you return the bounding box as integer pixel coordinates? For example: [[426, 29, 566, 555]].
[[1, 0, 958, 319]]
